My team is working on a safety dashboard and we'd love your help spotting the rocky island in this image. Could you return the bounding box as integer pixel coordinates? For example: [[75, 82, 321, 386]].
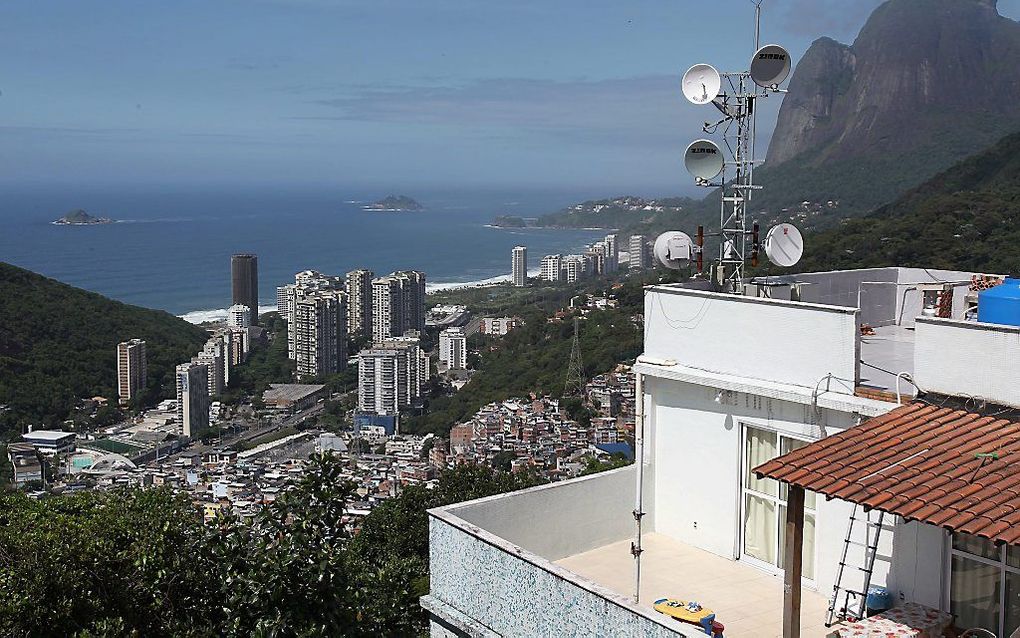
[[52, 209, 114, 225], [363, 195, 423, 212]]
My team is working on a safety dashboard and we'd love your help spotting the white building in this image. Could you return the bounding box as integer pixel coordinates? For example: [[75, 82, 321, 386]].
[[372, 271, 426, 342], [116, 339, 147, 405], [292, 290, 348, 379], [193, 341, 224, 396], [564, 255, 589, 283], [226, 304, 251, 329], [512, 246, 528, 287], [358, 337, 429, 415], [346, 268, 374, 340], [176, 362, 209, 437], [479, 317, 519, 336], [629, 233, 649, 271], [439, 327, 468, 370], [425, 267, 1020, 638], [540, 254, 562, 282]]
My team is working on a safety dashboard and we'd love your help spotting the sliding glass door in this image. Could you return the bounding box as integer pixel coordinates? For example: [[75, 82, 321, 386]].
[[742, 425, 816, 580], [949, 532, 1020, 637]]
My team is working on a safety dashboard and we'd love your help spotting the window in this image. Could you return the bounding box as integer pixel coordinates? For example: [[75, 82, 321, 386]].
[[742, 426, 816, 580], [949, 532, 1020, 637]]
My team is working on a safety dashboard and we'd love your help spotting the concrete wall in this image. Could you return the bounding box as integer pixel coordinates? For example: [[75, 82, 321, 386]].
[[887, 519, 947, 610], [915, 317, 1020, 408], [427, 507, 697, 638], [644, 374, 897, 600], [450, 465, 641, 562], [644, 287, 860, 392]]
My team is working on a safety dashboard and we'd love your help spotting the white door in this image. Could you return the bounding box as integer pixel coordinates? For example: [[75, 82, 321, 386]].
[[741, 425, 816, 581]]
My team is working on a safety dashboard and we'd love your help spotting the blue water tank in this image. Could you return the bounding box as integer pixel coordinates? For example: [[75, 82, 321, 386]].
[[978, 278, 1020, 327]]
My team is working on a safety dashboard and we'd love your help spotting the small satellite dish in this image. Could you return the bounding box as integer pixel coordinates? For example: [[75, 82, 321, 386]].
[[750, 44, 792, 88], [654, 231, 695, 270], [763, 223, 804, 268], [684, 139, 725, 181], [681, 64, 721, 105]]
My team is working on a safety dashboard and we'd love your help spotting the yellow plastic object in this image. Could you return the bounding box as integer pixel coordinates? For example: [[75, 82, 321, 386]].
[[653, 598, 715, 624]]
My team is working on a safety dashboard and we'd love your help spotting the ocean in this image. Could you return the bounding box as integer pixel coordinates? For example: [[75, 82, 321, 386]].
[[0, 185, 607, 322]]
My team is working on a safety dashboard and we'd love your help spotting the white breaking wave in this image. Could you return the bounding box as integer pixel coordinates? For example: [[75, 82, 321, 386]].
[[426, 267, 542, 293], [179, 304, 278, 325]]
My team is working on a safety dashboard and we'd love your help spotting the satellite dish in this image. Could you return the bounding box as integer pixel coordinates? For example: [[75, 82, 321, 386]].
[[684, 139, 725, 181], [681, 64, 721, 105], [654, 231, 695, 270], [750, 44, 792, 88], [764, 223, 804, 268]]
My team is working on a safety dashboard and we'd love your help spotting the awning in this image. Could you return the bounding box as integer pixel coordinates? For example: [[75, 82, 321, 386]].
[[754, 402, 1020, 545]]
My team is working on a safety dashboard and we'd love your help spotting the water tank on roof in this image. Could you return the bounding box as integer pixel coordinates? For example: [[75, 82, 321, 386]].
[[978, 277, 1020, 327]]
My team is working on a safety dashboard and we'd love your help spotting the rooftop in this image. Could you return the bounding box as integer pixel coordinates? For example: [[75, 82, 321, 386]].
[[23, 430, 76, 442], [262, 383, 326, 403]]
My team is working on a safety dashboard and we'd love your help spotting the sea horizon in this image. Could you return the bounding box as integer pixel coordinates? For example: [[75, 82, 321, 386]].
[[0, 184, 610, 318]]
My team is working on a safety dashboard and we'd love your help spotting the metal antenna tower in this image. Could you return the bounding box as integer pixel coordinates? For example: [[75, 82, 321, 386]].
[[677, 1, 798, 292], [564, 317, 585, 397]]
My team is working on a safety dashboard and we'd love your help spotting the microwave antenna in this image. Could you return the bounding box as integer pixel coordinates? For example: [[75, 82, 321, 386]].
[[664, 1, 803, 291]]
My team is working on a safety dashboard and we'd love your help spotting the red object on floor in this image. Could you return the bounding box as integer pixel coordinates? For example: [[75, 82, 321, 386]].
[[711, 620, 725, 636]]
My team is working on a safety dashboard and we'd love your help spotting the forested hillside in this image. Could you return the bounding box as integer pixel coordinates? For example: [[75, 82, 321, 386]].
[[797, 129, 1020, 273], [0, 262, 209, 435]]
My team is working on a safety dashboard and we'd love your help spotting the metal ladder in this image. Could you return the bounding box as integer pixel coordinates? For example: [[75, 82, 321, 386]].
[[825, 504, 886, 627]]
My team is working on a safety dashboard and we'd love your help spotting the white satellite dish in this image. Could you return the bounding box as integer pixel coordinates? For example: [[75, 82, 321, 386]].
[[681, 64, 721, 105], [654, 231, 695, 270], [763, 223, 804, 268], [750, 44, 792, 88], [684, 139, 725, 181]]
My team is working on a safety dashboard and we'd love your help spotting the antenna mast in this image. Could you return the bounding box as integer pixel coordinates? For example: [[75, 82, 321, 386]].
[[676, 1, 797, 292], [564, 317, 585, 397]]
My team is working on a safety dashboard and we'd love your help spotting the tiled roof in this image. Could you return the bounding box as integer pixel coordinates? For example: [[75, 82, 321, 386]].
[[754, 402, 1020, 546]]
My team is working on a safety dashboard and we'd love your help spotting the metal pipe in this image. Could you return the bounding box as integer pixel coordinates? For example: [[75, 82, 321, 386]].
[[632, 371, 646, 603], [895, 372, 912, 405]]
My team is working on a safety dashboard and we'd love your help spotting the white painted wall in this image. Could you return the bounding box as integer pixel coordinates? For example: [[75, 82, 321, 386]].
[[643, 287, 860, 392], [915, 317, 1020, 408], [643, 373, 904, 600], [888, 519, 947, 610], [450, 465, 641, 562]]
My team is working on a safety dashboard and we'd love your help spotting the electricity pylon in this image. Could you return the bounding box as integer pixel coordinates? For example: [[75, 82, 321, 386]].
[[564, 317, 586, 397]]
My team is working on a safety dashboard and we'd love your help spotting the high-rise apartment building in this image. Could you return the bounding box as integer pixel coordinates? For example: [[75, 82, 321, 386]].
[[439, 327, 467, 370], [176, 362, 209, 437], [282, 271, 345, 360], [371, 271, 426, 342], [512, 246, 528, 287], [345, 269, 374, 341], [230, 254, 259, 325], [628, 234, 649, 271], [292, 290, 348, 379], [194, 340, 224, 396], [604, 234, 619, 273], [540, 254, 562, 282], [226, 304, 251, 329], [116, 339, 147, 405], [564, 255, 589, 283], [357, 337, 429, 415]]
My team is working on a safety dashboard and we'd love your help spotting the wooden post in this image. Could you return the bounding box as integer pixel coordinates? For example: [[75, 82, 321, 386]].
[[783, 485, 805, 638]]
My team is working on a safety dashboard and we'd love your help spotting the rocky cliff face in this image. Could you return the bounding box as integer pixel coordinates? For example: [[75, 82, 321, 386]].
[[768, 0, 1020, 167]]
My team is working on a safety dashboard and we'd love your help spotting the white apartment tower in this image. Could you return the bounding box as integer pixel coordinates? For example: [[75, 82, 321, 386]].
[[345, 269, 374, 341], [371, 271, 426, 342], [540, 254, 562, 282], [194, 339, 225, 396], [292, 290, 348, 379], [284, 271, 344, 360], [226, 304, 251, 329], [116, 339, 147, 405], [512, 245, 528, 287], [175, 362, 209, 437], [628, 234, 649, 271], [564, 255, 589, 283], [358, 337, 429, 415], [439, 327, 468, 370]]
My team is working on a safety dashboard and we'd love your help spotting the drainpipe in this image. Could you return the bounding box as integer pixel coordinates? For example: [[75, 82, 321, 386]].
[[632, 371, 646, 603]]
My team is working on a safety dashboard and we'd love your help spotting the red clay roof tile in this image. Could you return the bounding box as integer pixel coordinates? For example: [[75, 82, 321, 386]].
[[753, 403, 1020, 546]]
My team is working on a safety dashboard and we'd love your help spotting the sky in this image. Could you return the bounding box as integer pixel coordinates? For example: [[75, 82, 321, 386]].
[[2, 0, 1019, 196]]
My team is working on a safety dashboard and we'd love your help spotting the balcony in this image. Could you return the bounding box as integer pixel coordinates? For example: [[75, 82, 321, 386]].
[[424, 467, 832, 638]]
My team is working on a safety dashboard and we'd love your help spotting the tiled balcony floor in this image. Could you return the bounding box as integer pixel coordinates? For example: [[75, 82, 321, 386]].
[[556, 533, 840, 638]]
